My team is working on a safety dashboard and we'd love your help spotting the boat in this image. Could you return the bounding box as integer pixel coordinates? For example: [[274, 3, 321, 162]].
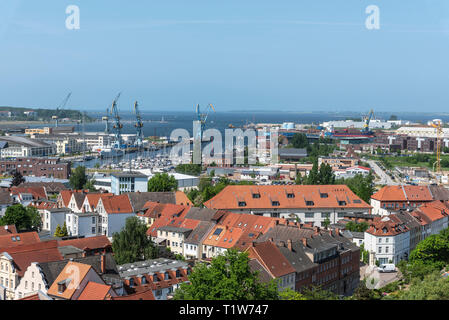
[[95, 146, 124, 158]]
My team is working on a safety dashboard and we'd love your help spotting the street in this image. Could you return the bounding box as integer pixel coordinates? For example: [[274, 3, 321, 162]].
[[367, 160, 399, 185]]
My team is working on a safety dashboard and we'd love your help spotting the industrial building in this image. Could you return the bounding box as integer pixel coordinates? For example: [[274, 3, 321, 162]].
[[0, 157, 71, 179], [0, 136, 56, 158]]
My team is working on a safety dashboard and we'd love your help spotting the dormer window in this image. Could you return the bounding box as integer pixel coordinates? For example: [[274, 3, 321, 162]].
[[320, 193, 328, 198], [164, 272, 169, 280], [306, 201, 314, 206], [153, 275, 158, 282], [338, 201, 347, 206], [252, 193, 260, 199], [238, 201, 246, 207], [287, 193, 295, 199], [382, 228, 388, 234], [272, 201, 280, 206], [176, 270, 181, 278], [141, 276, 146, 284], [57, 280, 68, 294], [129, 278, 134, 287]]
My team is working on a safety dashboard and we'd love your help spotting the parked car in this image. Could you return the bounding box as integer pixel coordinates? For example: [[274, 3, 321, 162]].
[[378, 264, 396, 273]]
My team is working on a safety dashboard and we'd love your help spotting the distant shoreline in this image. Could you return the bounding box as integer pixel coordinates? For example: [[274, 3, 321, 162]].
[[0, 120, 78, 125]]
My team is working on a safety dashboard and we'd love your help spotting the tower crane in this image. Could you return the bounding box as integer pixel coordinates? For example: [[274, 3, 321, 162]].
[[134, 101, 144, 149], [431, 120, 442, 177], [195, 103, 215, 140], [53, 92, 72, 127], [110, 92, 123, 149]]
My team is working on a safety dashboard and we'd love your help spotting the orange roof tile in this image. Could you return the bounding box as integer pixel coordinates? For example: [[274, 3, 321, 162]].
[[58, 236, 111, 251], [204, 185, 371, 210], [47, 261, 92, 300], [372, 185, 433, 202], [112, 288, 155, 300], [0, 231, 41, 250], [0, 225, 18, 235], [100, 194, 133, 214], [77, 281, 114, 300]]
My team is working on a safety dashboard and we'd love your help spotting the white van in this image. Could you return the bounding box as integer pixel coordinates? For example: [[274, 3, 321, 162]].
[[378, 264, 396, 273]]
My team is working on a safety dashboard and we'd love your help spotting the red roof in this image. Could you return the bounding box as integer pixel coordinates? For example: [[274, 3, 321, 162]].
[[100, 194, 134, 214], [247, 241, 295, 278], [0, 231, 41, 250], [0, 225, 18, 235], [372, 185, 433, 202], [77, 281, 114, 300], [366, 215, 409, 236], [204, 185, 371, 210], [58, 236, 111, 251], [411, 201, 449, 225], [2, 240, 63, 277], [10, 186, 47, 200]]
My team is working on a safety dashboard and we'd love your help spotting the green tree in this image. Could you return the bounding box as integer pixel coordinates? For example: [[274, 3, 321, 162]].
[[175, 164, 202, 176], [69, 166, 87, 190], [173, 249, 279, 300], [322, 218, 331, 229], [54, 224, 62, 237], [336, 173, 374, 203], [392, 271, 449, 300], [0, 204, 42, 231], [11, 170, 25, 187], [291, 133, 309, 149], [306, 161, 319, 185], [279, 288, 306, 300], [112, 216, 158, 265], [83, 179, 97, 192], [54, 223, 68, 237], [318, 163, 335, 185], [147, 173, 178, 192]]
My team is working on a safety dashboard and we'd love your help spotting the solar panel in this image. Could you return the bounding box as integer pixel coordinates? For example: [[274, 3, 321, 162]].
[[213, 228, 223, 236]]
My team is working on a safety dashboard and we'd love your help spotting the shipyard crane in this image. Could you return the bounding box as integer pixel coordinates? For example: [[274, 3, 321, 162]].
[[363, 109, 375, 133], [134, 101, 144, 148], [431, 120, 443, 178], [195, 103, 215, 140], [110, 92, 123, 149], [53, 92, 72, 127]]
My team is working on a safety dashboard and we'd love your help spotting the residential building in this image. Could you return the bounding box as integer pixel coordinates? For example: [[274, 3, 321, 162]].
[[204, 185, 372, 227], [318, 157, 358, 170], [364, 215, 410, 266], [57, 236, 112, 256], [40, 207, 71, 236], [0, 157, 70, 179], [66, 211, 99, 238], [0, 191, 13, 216], [111, 172, 148, 195], [370, 185, 449, 215], [410, 200, 449, 241], [96, 194, 135, 237]]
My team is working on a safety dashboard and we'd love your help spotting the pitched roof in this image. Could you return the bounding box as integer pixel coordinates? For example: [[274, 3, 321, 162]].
[[184, 221, 215, 245], [0, 231, 41, 249], [126, 191, 192, 212], [0, 225, 17, 235], [19, 182, 67, 193], [411, 201, 449, 225], [247, 241, 295, 278], [59, 190, 75, 207], [38, 253, 119, 289], [77, 281, 114, 300], [184, 207, 218, 221], [248, 259, 273, 284], [204, 185, 371, 210], [47, 261, 92, 299], [84, 193, 114, 211], [100, 194, 133, 214], [2, 240, 63, 277], [72, 192, 87, 209], [366, 215, 409, 236], [0, 190, 13, 205], [10, 186, 47, 200], [57, 236, 111, 251], [372, 185, 434, 202], [30, 200, 58, 210]]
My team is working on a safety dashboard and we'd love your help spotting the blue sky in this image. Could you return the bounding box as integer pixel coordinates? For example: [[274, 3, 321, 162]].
[[1, 0, 449, 112]]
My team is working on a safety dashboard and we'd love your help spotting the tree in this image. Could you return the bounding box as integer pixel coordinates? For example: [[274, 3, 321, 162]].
[[0, 204, 42, 231], [11, 170, 25, 187], [147, 173, 178, 192], [175, 164, 202, 176], [322, 218, 331, 229], [69, 166, 87, 190], [345, 221, 369, 232], [279, 288, 306, 300], [173, 249, 279, 300], [291, 133, 309, 149], [83, 179, 97, 192], [318, 163, 335, 185], [306, 161, 319, 185], [112, 216, 158, 265], [54, 223, 68, 237], [392, 271, 449, 300], [336, 173, 375, 203]]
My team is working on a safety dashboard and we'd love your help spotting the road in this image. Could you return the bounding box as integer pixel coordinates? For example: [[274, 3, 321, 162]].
[[361, 264, 401, 289], [367, 160, 398, 185]]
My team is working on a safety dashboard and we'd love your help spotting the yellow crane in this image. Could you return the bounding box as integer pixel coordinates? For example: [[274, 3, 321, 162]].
[[431, 120, 442, 175]]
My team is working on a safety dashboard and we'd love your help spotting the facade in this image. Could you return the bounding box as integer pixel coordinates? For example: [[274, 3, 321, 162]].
[[66, 212, 99, 238], [110, 172, 148, 195], [0, 157, 70, 179], [14, 262, 47, 299], [0, 136, 55, 158], [204, 185, 372, 227], [318, 157, 358, 170], [364, 215, 410, 266], [96, 195, 135, 237], [40, 208, 71, 237]]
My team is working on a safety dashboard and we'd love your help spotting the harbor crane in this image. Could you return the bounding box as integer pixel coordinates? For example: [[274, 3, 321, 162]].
[[195, 103, 215, 140], [53, 92, 72, 127], [110, 92, 123, 149], [134, 101, 144, 149], [431, 120, 443, 179]]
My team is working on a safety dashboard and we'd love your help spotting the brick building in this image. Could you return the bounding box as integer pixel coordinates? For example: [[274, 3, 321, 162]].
[[0, 157, 70, 179]]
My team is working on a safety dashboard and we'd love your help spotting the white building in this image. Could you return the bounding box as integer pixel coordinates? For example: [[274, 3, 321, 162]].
[[14, 262, 47, 300], [41, 208, 71, 236], [66, 212, 99, 238], [364, 215, 410, 266]]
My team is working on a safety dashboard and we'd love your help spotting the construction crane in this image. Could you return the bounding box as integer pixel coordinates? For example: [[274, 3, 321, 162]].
[[53, 92, 72, 127], [133, 101, 144, 149], [431, 120, 443, 177], [110, 92, 123, 149], [102, 108, 110, 134], [195, 103, 215, 140], [362, 109, 375, 133]]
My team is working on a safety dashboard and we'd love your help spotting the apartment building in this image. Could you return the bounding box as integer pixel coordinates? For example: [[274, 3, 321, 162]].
[[0, 157, 70, 179]]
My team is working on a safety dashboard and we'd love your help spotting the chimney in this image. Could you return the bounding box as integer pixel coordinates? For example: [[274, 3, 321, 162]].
[[287, 239, 292, 251], [335, 228, 341, 235], [251, 241, 256, 248], [301, 238, 307, 247], [4, 225, 9, 232], [100, 254, 106, 273], [275, 220, 279, 226]]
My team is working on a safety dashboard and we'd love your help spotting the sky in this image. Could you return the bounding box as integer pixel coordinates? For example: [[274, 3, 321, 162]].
[[1, 0, 449, 113]]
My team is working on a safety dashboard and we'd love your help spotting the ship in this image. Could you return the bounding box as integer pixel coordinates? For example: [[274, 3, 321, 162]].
[[95, 146, 124, 158]]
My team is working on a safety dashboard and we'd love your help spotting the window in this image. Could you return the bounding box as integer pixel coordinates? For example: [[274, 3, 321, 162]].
[[129, 278, 134, 287], [287, 193, 295, 198], [378, 247, 382, 253], [141, 276, 146, 284], [306, 201, 314, 206], [305, 212, 314, 218], [238, 201, 246, 207], [320, 193, 328, 198], [272, 201, 280, 206], [252, 193, 260, 199], [386, 247, 389, 253], [164, 272, 169, 280]]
